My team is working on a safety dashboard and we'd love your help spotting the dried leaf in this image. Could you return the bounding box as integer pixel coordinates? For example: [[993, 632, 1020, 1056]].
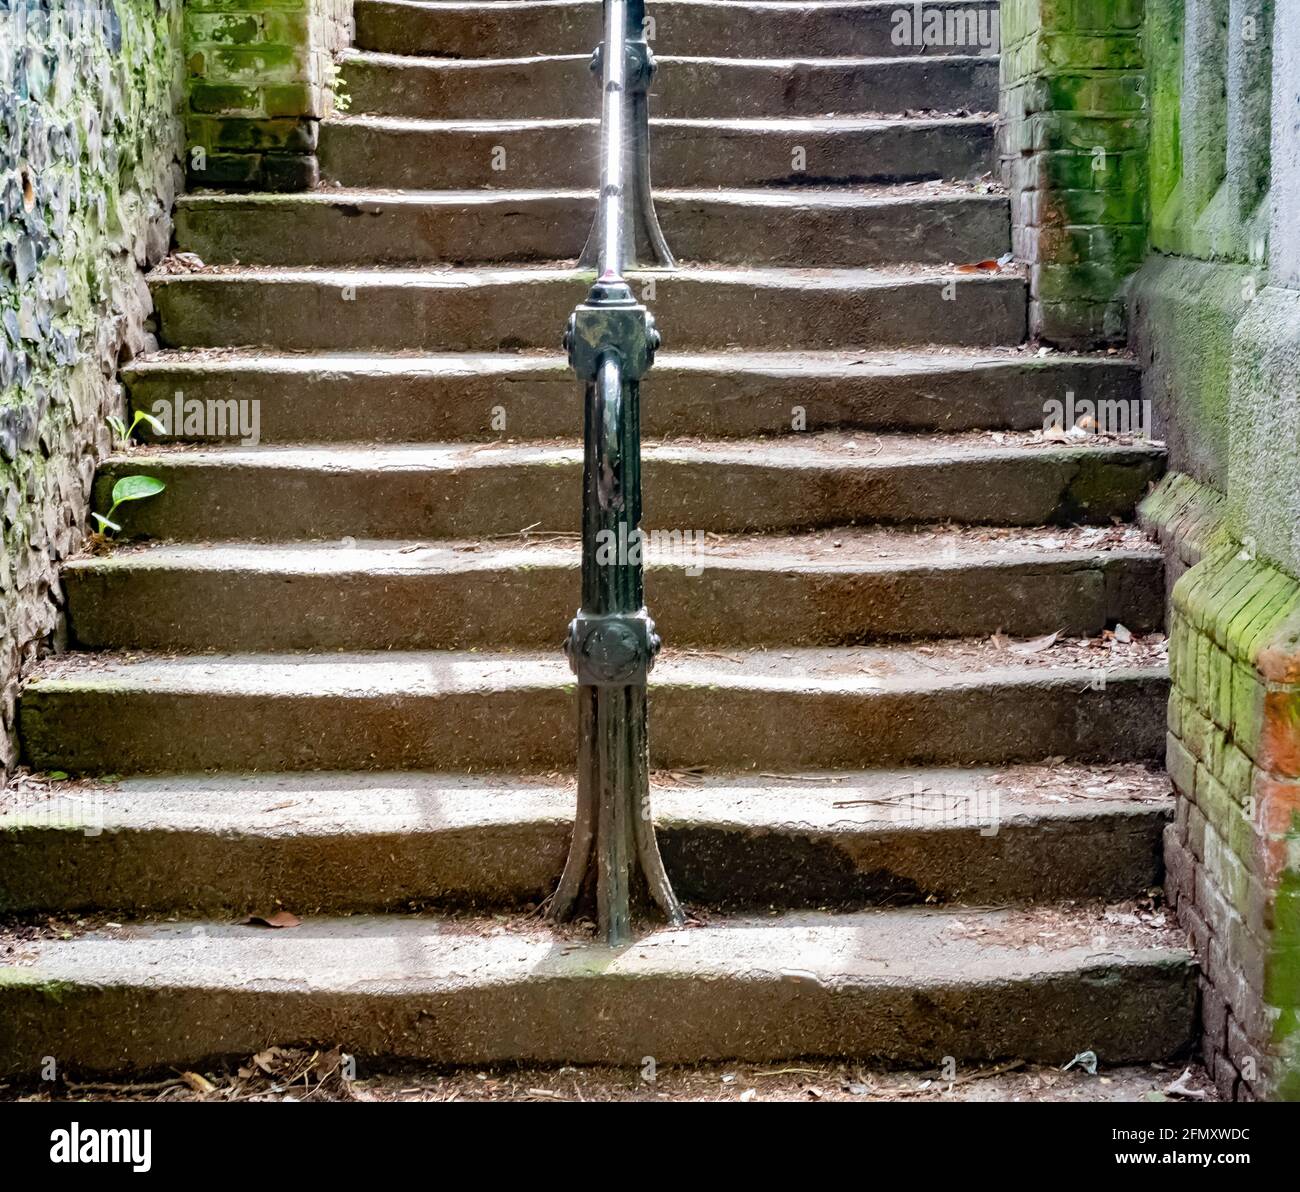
[[1062, 1050, 1099, 1075], [1011, 630, 1061, 655], [242, 910, 301, 929], [181, 1071, 217, 1095], [252, 1048, 284, 1074], [1164, 1068, 1209, 1100]]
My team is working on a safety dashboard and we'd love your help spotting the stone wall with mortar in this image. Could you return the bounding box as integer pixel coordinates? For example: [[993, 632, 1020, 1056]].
[[1221, 0, 1300, 581], [1130, 0, 1300, 575], [1227, 283, 1300, 576], [183, 0, 353, 192], [1130, 0, 1273, 491], [998, 0, 1149, 346], [0, 0, 183, 773]]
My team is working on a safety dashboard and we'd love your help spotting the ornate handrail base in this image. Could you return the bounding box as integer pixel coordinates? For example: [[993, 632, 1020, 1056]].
[[578, 38, 676, 270], [566, 291, 658, 383], [550, 684, 685, 947]]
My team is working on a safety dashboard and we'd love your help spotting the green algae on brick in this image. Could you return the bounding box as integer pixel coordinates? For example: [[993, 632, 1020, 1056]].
[[1000, 0, 1150, 344], [183, 0, 353, 191], [1270, 864, 1300, 1100], [1165, 540, 1300, 1099]]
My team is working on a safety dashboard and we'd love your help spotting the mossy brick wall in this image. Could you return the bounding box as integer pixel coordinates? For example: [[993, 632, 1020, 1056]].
[[1137, 4, 1300, 1101], [998, 0, 1149, 347], [1161, 537, 1300, 1100], [0, 0, 183, 773], [183, 0, 353, 191]]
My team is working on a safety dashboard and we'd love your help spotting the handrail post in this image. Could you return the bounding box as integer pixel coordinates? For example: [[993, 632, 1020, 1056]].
[[550, 0, 683, 946]]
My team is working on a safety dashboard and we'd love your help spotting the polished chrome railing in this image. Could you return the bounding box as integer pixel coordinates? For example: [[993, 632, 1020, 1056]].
[[549, 0, 681, 946]]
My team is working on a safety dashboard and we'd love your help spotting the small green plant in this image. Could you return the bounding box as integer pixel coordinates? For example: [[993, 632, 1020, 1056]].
[[327, 60, 352, 113], [93, 475, 166, 537], [107, 409, 166, 448]]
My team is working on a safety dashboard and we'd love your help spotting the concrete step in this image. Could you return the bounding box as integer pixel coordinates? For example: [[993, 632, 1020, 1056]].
[[150, 265, 1027, 352], [339, 51, 998, 120], [318, 114, 996, 188], [173, 187, 1010, 268], [0, 765, 1171, 916], [0, 904, 1193, 1076], [92, 434, 1164, 540], [354, 0, 1002, 60], [123, 349, 1139, 442], [62, 527, 1165, 652], [18, 641, 1169, 774]]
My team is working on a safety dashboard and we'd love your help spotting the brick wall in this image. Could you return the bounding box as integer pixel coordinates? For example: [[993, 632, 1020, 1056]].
[[184, 0, 354, 191], [1162, 535, 1300, 1100], [998, 0, 1149, 346]]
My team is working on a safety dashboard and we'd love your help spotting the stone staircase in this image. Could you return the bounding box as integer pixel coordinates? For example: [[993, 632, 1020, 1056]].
[[0, 0, 1195, 1076]]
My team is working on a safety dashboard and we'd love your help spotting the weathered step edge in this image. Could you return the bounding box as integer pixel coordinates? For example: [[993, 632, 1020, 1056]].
[[338, 51, 999, 122], [0, 771, 1172, 915], [0, 907, 1194, 1076], [18, 657, 1170, 773], [148, 266, 1028, 352], [122, 350, 1139, 441], [62, 543, 1166, 651], [91, 441, 1164, 540], [172, 189, 1011, 269], [318, 115, 997, 189], [353, 0, 1002, 61]]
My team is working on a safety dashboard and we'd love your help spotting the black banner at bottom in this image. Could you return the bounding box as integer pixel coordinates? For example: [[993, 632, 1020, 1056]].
[[0, 1101, 1281, 1178]]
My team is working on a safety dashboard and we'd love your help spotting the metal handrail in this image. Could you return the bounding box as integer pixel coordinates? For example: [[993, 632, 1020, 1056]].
[[580, 0, 675, 272], [550, 0, 681, 946], [595, 0, 632, 277]]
